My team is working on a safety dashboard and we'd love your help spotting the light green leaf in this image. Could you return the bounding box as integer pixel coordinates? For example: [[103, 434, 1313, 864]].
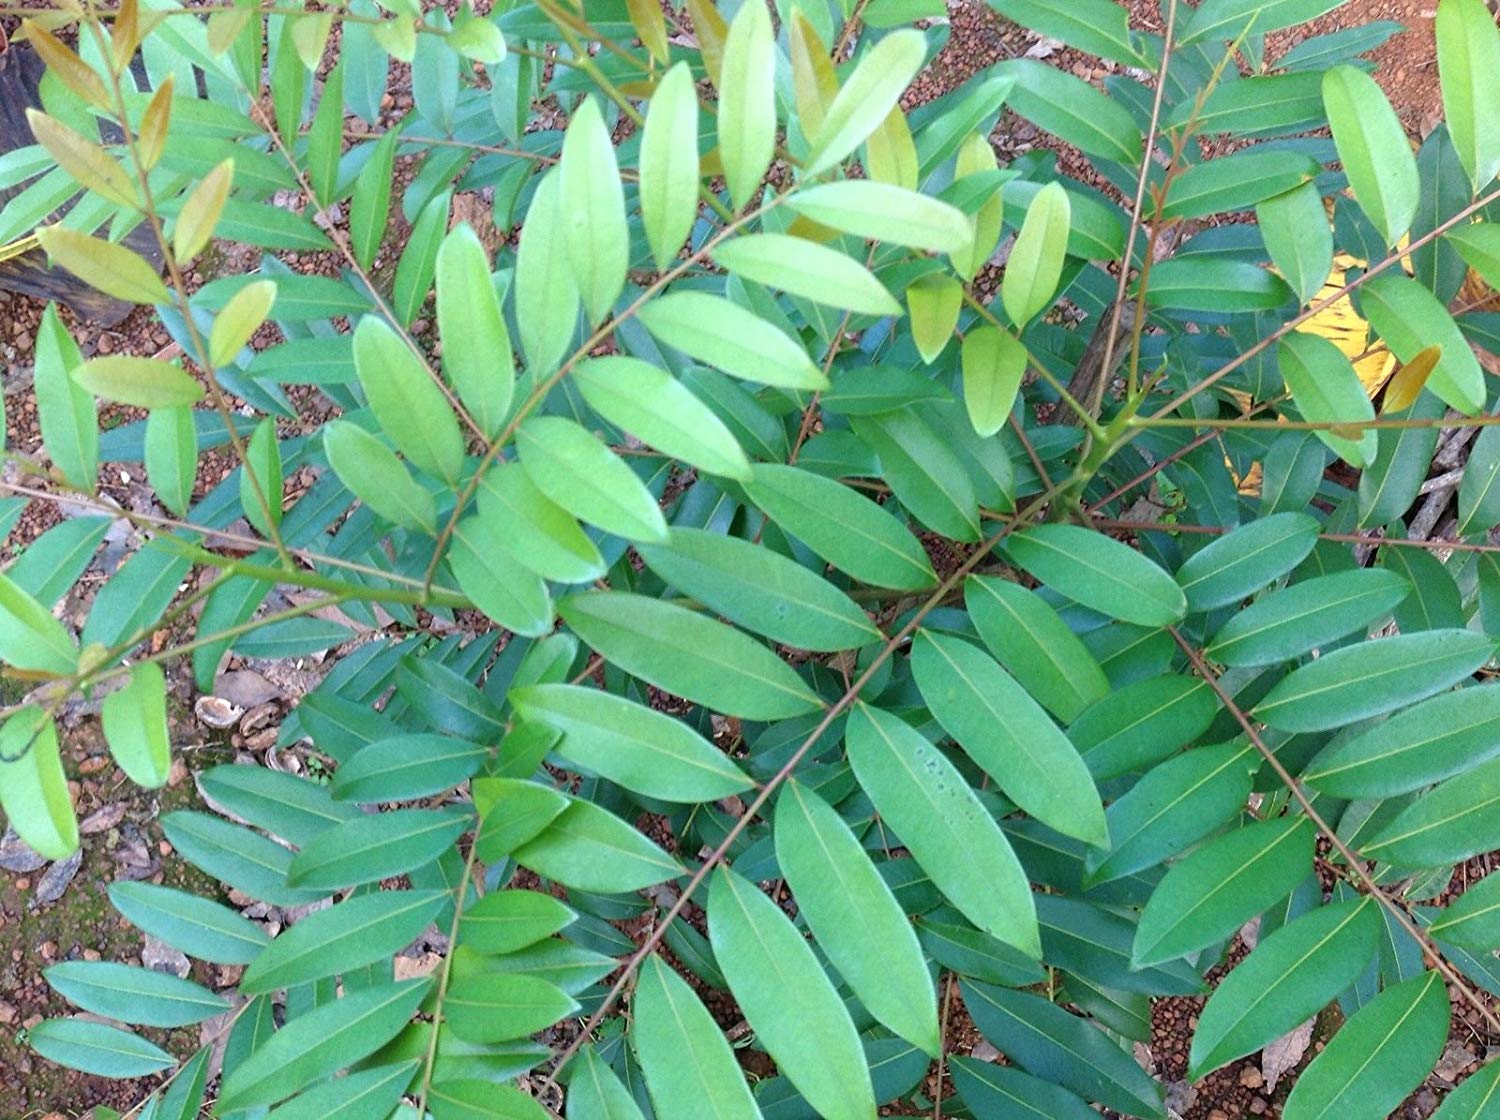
[[632, 955, 764, 1120], [101, 661, 170, 788], [515, 416, 669, 542], [444, 972, 579, 1044], [960, 325, 1025, 437], [34, 303, 97, 493], [788, 180, 974, 253], [448, 514, 554, 638], [1283, 971, 1448, 1120], [108, 881, 269, 965], [286, 808, 469, 890], [560, 96, 628, 324], [209, 278, 276, 366], [74, 356, 204, 409], [0, 570, 78, 676], [437, 223, 514, 438], [143, 406, 196, 517], [1254, 628, 1494, 732], [1360, 272, 1486, 415], [1459, 425, 1500, 537], [1277, 331, 1379, 467], [1258, 181, 1335, 304], [639, 62, 701, 269], [350, 127, 398, 269], [1365, 755, 1500, 866], [37, 224, 170, 305], [638, 290, 826, 390], [913, 630, 1106, 846], [907, 273, 963, 364], [1205, 568, 1410, 667], [1004, 523, 1187, 626], [1163, 149, 1322, 220], [846, 703, 1040, 957], [713, 232, 901, 316], [851, 410, 980, 540], [1141, 257, 1293, 312], [569, 1046, 648, 1120], [240, 417, 283, 538], [1436, 0, 1500, 192], [0, 707, 76, 860], [510, 683, 752, 801], [322, 420, 436, 532], [1002, 180, 1070, 328], [1182, 0, 1345, 44], [1174, 512, 1319, 611], [709, 867, 875, 1120], [45, 962, 228, 1027], [717, 0, 775, 209], [512, 798, 684, 892], [557, 590, 821, 720], [805, 29, 927, 177], [473, 777, 569, 862], [457, 889, 576, 955], [1188, 899, 1381, 1078], [774, 780, 940, 1056], [29, 1020, 173, 1079], [575, 355, 752, 480], [1323, 65, 1420, 247], [475, 464, 605, 583], [514, 170, 580, 376], [352, 316, 464, 484]]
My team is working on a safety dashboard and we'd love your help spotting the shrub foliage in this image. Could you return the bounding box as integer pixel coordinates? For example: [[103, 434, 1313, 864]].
[[5, 0, 1500, 1115]]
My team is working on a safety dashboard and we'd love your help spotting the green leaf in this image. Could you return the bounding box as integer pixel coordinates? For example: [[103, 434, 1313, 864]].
[[639, 62, 700, 269], [960, 982, 1167, 1119], [473, 777, 569, 862], [352, 316, 464, 484], [1429, 1058, 1500, 1119], [101, 661, 171, 788], [965, 575, 1109, 723], [218, 979, 432, 1111], [1360, 273, 1486, 415], [996, 58, 1142, 165], [745, 463, 936, 590], [1323, 65, 1420, 247], [1182, 0, 1344, 44], [913, 630, 1106, 846], [1460, 425, 1500, 537], [560, 96, 628, 324], [1189, 899, 1381, 1078], [448, 514, 553, 638], [908, 273, 964, 364], [475, 463, 605, 583], [510, 683, 752, 801], [991, 0, 1142, 64], [960, 325, 1026, 437], [774, 780, 940, 1056], [717, 0, 774, 208], [1069, 674, 1221, 780], [709, 867, 875, 1120], [108, 881, 268, 964], [445, 972, 579, 1044], [1133, 817, 1315, 967], [1365, 755, 1500, 866], [805, 29, 926, 176], [34, 303, 97, 493], [1254, 628, 1494, 732], [200, 763, 360, 845], [1436, 0, 1500, 191], [512, 798, 684, 892], [1163, 149, 1322, 220], [0, 708, 76, 860], [458, 889, 576, 955], [569, 1046, 648, 1120], [851, 410, 980, 541], [575, 355, 752, 480], [161, 810, 328, 907], [210, 278, 276, 366], [45, 962, 228, 1027], [1283, 971, 1448, 1120], [950, 1056, 1099, 1120], [638, 290, 826, 390], [74, 356, 204, 409], [514, 169, 580, 376], [240, 416, 283, 538], [28, 1020, 173, 1078], [37, 224, 170, 304], [515, 415, 668, 543], [437, 224, 513, 438], [1004, 524, 1187, 626], [632, 955, 763, 1120], [1174, 512, 1319, 611], [350, 127, 398, 269], [394, 188, 450, 329], [287, 808, 469, 889], [1303, 682, 1500, 797], [0, 571, 78, 676], [1258, 181, 1335, 304], [1085, 741, 1256, 886], [429, 1080, 552, 1120], [787, 180, 975, 253], [1141, 257, 1292, 312], [637, 527, 880, 652], [266, 1061, 419, 1120], [1002, 181, 1070, 328], [1428, 870, 1500, 948], [144, 406, 196, 516], [1205, 568, 1410, 667], [322, 420, 436, 532], [713, 232, 901, 316], [331, 734, 487, 802], [846, 703, 1040, 957], [557, 590, 822, 720]]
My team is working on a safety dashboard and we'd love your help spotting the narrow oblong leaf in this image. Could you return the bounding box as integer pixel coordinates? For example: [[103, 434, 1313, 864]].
[[638, 291, 827, 391], [45, 962, 228, 1027], [1360, 272, 1486, 415], [1365, 755, 1500, 867], [512, 798, 684, 892], [436, 223, 514, 438], [108, 881, 268, 964], [322, 420, 436, 532], [1436, 0, 1500, 192], [34, 302, 97, 493], [28, 1020, 173, 1079], [331, 734, 487, 802], [960, 325, 1025, 437], [514, 169, 580, 376], [101, 661, 171, 788], [639, 62, 701, 269], [787, 181, 974, 253], [0, 571, 78, 676], [0, 708, 77, 860], [1323, 65, 1420, 247], [1005, 523, 1187, 626], [515, 416, 669, 543], [1174, 512, 1319, 611], [1277, 331, 1378, 468], [457, 889, 576, 955], [717, 0, 774, 209], [1258, 181, 1335, 305], [36, 224, 170, 305], [286, 808, 469, 890], [712, 233, 901, 316], [1002, 180, 1070, 329], [74, 356, 203, 409], [1428, 871, 1500, 949], [560, 96, 628, 324], [352, 317, 464, 485], [805, 29, 927, 177], [444, 972, 578, 1044], [1205, 568, 1410, 667]]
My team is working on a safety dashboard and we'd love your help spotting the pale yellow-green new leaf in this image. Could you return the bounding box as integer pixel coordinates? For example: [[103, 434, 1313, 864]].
[[805, 29, 927, 177], [1436, 0, 1500, 191], [789, 10, 838, 138], [514, 170, 580, 377], [36, 225, 169, 306], [74, 357, 204, 409], [639, 62, 701, 270], [437, 223, 514, 438], [907, 273, 963, 364], [950, 132, 1003, 279], [23, 20, 110, 110], [352, 317, 465, 485], [1323, 66, 1419, 247], [788, 180, 974, 253], [26, 109, 138, 209], [137, 76, 174, 171], [209, 279, 277, 367], [1002, 180, 1070, 328], [102, 662, 171, 788], [961, 325, 1026, 436], [718, 0, 775, 209], [0, 708, 77, 860], [712, 233, 901, 316], [173, 159, 233, 263], [560, 97, 629, 324], [865, 106, 919, 190], [0, 571, 77, 676], [638, 291, 827, 390]]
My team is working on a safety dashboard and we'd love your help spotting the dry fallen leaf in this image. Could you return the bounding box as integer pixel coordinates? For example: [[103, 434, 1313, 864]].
[[1261, 1018, 1315, 1092]]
